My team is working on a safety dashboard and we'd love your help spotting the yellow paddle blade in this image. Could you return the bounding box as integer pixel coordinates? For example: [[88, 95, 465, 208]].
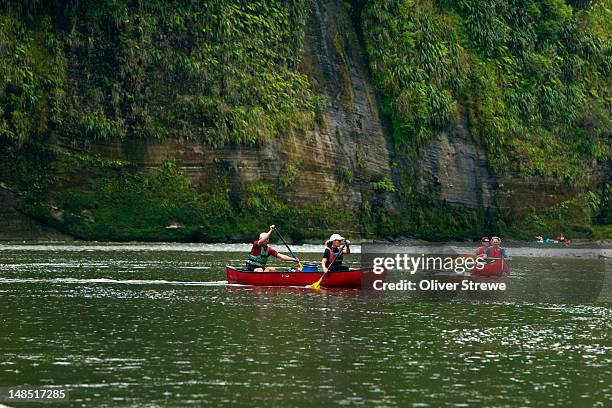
[[310, 278, 323, 290]]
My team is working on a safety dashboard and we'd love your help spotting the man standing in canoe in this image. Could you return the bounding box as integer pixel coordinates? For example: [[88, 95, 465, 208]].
[[322, 233, 351, 273], [246, 225, 300, 272]]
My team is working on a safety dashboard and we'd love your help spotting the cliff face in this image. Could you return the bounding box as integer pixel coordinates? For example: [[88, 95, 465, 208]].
[[0, 0, 607, 241], [299, 0, 393, 205], [417, 117, 496, 209], [76, 0, 498, 211], [62, 0, 394, 209]]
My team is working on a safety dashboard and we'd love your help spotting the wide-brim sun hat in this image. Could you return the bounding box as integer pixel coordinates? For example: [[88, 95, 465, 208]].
[[329, 233, 345, 242]]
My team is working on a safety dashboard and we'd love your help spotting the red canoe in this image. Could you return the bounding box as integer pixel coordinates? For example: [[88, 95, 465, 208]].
[[471, 260, 510, 277], [226, 266, 384, 288]]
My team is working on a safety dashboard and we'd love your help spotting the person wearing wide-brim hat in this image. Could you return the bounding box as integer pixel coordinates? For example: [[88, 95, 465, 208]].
[[321, 233, 351, 273]]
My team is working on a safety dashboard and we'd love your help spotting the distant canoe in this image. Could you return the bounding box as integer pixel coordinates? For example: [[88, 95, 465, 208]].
[[226, 266, 384, 288], [471, 260, 509, 277], [531, 241, 569, 247]]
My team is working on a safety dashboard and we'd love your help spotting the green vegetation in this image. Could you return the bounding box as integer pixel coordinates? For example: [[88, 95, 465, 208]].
[[55, 161, 234, 241], [1, 0, 318, 146], [361, 199, 493, 241], [498, 194, 597, 239], [3, 146, 358, 241], [362, 0, 610, 182], [280, 159, 303, 189], [0, 11, 65, 143], [371, 177, 396, 193], [238, 182, 358, 242], [0, 0, 609, 242], [0, 0, 352, 241]]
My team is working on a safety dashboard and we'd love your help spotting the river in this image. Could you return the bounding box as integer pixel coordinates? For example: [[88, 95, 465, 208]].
[[0, 242, 610, 407]]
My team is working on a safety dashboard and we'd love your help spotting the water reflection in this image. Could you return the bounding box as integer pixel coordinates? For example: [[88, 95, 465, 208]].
[[0, 245, 610, 407]]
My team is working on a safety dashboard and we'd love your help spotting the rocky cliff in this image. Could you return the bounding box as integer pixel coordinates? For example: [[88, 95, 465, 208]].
[[68, 0, 393, 208], [0, 0, 608, 241], [417, 116, 496, 209]]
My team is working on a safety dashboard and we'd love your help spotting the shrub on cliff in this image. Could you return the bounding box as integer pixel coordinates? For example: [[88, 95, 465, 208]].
[[57, 161, 234, 241]]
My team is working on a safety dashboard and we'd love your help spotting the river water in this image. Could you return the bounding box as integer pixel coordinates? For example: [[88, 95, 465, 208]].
[[0, 242, 610, 407]]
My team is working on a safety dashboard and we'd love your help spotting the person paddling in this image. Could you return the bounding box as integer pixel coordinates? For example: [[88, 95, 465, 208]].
[[321, 234, 351, 273], [246, 225, 300, 272], [474, 237, 490, 256], [484, 236, 511, 262]]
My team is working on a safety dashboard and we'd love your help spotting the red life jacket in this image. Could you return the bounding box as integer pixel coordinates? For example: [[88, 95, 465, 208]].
[[486, 246, 503, 259], [476, 246, 487, 255]]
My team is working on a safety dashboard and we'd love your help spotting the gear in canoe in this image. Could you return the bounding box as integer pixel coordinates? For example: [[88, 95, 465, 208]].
[[226, 266, 385, 288], [234, 228, 384, 288]]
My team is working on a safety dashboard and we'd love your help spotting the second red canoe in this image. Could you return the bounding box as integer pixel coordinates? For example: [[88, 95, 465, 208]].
[[471, 260, 510, 277]]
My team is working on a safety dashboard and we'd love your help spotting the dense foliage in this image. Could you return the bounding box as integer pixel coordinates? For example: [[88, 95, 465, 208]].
[[0, 0, 609, 241], [362, 0, 610, 182], [0, 0, 318, 145]]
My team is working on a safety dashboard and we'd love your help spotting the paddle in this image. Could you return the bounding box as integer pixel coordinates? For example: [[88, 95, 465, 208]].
[[310, 243, 345, 290], [274, 228, 303, 271]]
